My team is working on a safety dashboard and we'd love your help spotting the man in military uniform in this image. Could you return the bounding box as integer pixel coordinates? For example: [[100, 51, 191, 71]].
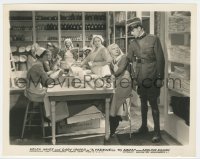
[[127, 17, 165, 143]]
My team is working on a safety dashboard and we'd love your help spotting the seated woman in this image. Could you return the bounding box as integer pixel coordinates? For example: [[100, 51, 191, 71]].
[[46, 42, 62, 62], [25, 47, 69, 122], [107, 43, 133, 137], [43, 50, 54, 74], [42, 49, 62, 78], [81, 35, 112, 75]]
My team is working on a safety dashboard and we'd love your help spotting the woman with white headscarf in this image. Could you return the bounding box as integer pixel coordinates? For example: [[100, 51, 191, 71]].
[[62, 38, 77, 67], [107, 43, 132, 137], [81, 35, 112, 75], [27, 43, 39, 70]]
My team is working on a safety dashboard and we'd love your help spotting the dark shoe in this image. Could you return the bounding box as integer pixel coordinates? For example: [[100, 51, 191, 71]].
[[151, 109, 161, 143], [136, 126, 149, 134], [152, 133, 161, 143]]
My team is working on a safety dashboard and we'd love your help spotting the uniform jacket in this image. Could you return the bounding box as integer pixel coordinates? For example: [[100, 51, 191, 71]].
[[127, 34, 165, 85]]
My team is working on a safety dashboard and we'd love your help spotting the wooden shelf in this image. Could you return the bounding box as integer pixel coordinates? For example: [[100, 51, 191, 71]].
[[36, 40, 58, 42], [61, 40, 83, 42], [35, 20, 58, 22], [10, 41, 33, 42], [10, 20, 32, 22], [36, 30, 58, 31], [10, 30, 33, 32], [168, 59, 190, 65], [168, 88, 190, 97], [85, 20, 106, 23], [168, 31, 190, 34], [115, 37, 126, 40], [60, 20, 82, 22], [169, 72, 190, 81], [85, 30, 105, 31], [12, 52, 31, 56], [61, 30, 82, 31]]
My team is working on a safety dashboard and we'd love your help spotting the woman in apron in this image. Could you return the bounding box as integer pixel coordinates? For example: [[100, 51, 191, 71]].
[[81, 35, 112, 75], [63, 38, 76, 67]]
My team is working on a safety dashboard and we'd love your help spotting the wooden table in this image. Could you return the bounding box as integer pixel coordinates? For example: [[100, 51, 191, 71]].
[[47, 84, 114, 145]]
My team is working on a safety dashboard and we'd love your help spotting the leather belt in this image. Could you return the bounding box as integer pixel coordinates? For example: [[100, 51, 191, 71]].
[[136, 58, 155, 64]]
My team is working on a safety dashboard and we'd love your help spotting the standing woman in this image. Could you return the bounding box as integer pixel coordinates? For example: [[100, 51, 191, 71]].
[[62, 38, 77, 67], [107, 43, 132, 137], [27, 43, 39, 70], [81, 35, 112, 75]]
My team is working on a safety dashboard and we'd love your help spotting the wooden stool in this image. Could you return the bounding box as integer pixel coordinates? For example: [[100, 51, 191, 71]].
[[21, 100, 46, 138]]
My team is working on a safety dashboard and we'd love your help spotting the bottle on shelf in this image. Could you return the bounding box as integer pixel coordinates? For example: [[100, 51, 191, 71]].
[[80, 23, 82, 30], [73, 23, 77, 30], [100, 24, 104, 30], [90, 23, 94, 30], [85, 14, 88, 21], [79, 13, 82, 20], [94, 24, 98, 30], [71, 13, 75, 20], [97, 24, 101, 30]]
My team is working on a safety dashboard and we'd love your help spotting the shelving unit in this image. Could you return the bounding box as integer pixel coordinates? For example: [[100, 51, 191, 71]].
[[9, 11, 108, 73], [60, 11, 83, 48], [10, 11, 33, 47], [164, 12, 191, 145], [10, 11, 33, 73], [84, 12, 107, 47], [35, 11, 59, 48]]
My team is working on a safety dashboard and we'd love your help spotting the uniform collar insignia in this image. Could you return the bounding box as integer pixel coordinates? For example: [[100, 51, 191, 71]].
[[136, 32, 146, 40]]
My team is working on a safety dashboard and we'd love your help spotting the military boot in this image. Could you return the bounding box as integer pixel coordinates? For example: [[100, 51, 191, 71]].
[[136, 101, 149, 134], [152, 110, 161, 143]]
